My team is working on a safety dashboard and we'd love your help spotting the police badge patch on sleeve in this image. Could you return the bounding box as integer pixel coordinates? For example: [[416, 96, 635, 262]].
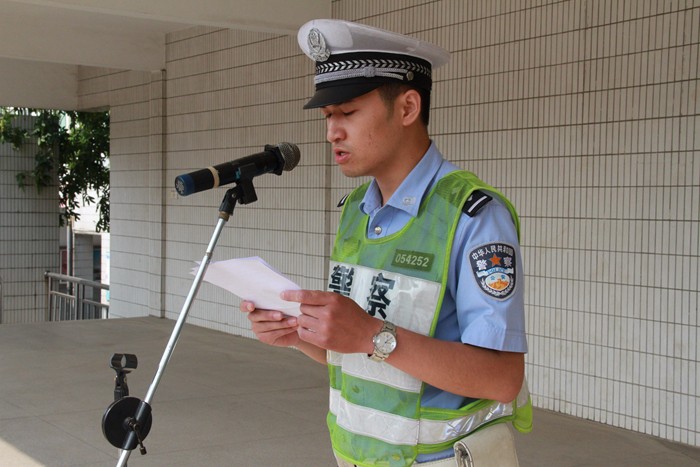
[[468, 242, 517, 300]]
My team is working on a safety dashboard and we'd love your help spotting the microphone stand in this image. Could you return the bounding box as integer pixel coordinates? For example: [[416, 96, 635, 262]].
[[102, 176, 259, 467]]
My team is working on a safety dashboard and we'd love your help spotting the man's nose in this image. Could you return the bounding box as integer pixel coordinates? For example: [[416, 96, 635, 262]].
[[326, 117, 343, 143]]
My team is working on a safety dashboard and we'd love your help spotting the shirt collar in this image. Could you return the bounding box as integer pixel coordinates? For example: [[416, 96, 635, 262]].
[[359, 141, 444, 217]]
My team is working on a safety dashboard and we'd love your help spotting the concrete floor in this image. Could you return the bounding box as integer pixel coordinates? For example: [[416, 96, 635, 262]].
[[0, 317, 698, 466]]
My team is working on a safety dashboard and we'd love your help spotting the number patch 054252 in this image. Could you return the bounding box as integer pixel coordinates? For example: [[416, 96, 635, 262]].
[[391, 249, 434, 272]]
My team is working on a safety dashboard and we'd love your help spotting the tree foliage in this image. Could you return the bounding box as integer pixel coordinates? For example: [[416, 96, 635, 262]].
[[0, 107, 110, 232]]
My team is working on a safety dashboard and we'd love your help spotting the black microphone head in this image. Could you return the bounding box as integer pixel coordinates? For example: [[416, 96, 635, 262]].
[[276, 142, 301, 171]]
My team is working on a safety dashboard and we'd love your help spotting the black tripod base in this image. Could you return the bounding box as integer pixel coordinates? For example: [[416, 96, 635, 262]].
[[102, 396, 153, 452]]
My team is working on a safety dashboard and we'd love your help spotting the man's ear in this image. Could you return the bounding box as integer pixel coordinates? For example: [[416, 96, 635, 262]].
[[399, 89, 422, 126]]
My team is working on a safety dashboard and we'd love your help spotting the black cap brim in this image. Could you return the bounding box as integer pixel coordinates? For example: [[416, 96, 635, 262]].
[[303, 81, 383, 109]]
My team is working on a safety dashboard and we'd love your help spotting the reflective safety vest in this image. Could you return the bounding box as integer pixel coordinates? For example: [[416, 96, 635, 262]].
[[327, 171, 533, 466]]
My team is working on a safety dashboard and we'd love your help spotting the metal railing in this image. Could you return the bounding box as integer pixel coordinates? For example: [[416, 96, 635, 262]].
[[45, 272, 110, 321]]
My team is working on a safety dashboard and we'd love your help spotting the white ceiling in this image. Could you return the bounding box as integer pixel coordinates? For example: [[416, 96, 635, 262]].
[[0, 0, 329, 109]]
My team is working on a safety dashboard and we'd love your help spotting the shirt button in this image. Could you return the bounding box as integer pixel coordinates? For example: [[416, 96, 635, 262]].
[[374, 226, 383, 235]]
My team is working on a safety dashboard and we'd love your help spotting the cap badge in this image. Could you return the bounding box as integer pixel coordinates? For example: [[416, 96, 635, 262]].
[[308, 28, 330, 62]]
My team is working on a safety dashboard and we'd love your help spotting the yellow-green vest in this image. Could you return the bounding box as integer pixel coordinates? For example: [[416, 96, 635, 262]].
[[327, 171, 533, 467]]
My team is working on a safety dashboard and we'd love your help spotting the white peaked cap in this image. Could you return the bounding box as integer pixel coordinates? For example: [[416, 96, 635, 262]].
[[297, 19, 450, 109]]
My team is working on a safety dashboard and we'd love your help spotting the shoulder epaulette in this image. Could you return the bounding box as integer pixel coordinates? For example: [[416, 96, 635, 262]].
[[462, 190, 493, 217], [337, 193, 350, 208]]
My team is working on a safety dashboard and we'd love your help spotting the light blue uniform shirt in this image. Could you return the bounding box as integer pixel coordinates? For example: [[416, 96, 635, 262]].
[[358, 142, 527, 462]]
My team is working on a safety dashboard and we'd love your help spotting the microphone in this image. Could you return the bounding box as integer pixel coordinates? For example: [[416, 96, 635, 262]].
[[174, 143, 301, 196]]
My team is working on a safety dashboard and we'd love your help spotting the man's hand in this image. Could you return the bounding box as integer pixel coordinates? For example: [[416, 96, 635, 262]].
[[240, 300, 300, 348], [281, 290, 380, 354]]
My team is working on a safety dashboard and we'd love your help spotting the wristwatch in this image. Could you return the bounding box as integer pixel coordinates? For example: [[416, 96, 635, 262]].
[[370, 321, 397, 362]]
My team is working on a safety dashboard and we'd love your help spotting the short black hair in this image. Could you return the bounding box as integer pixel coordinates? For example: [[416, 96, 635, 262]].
[[377, 83, 431, 126]]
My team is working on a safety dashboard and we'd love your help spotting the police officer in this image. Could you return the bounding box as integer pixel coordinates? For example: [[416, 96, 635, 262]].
[[241, 19, 532, 466]]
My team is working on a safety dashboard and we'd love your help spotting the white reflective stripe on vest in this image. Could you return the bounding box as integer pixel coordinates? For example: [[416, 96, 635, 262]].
[[330, 387, 518, 446], [328, 351, 422, 392], [327, 350, 340, 365], [331, 262, 442, 335], [418, 402, 515, 444], [330, 388, 420, 445]]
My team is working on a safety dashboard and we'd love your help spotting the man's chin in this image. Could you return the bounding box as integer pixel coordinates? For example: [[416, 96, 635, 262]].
[[337, 165, 358, 177]]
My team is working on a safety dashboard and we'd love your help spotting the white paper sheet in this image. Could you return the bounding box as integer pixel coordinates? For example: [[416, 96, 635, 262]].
[[193, 256, 301, 316]]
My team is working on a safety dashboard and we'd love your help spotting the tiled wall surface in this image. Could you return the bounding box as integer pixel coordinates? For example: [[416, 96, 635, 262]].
[[79, 67, 167, 319], [165, 26, 329, 333], [0, 116, 59, 323], [78, 0, 699, 447]]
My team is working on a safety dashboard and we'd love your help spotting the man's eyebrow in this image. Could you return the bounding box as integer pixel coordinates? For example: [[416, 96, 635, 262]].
[[321, 103, 346, 113]]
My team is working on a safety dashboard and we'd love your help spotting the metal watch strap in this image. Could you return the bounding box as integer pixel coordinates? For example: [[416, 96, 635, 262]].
[[370, 320, 397, 362]]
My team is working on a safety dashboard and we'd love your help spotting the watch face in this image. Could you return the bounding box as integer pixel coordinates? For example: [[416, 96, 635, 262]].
[[374, 332, 397, 354]]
